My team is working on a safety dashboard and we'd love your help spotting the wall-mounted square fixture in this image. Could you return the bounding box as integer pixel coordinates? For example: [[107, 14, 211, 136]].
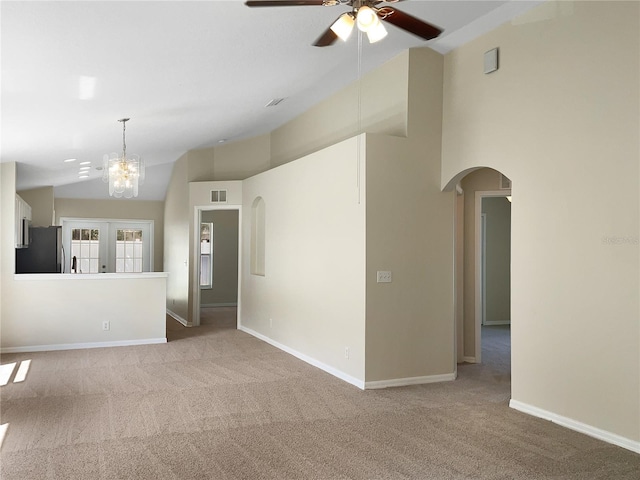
[[484, 48, 499, 74]]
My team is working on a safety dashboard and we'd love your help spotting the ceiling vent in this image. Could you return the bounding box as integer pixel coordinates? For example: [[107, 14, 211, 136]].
[[265, 98, 285, 107], [211, 190, 228, 203]]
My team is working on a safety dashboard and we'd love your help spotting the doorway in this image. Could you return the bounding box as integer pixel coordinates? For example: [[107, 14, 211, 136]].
[[194, 208, 240, 328], [61, 218, 153, 273], [475, 192, 511, 364], [455, 168, 511, 365]]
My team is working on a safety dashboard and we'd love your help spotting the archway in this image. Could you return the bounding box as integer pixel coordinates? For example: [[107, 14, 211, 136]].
[[447, 167, 512, 368]]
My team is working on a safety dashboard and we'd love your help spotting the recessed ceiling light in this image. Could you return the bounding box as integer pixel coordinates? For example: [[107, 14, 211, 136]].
[[218, 139, 227, 144], [79, 174, 89, 179], [79, 161, 91, 165], [79, 167, 91, 171], [64, 158, 77, 163]]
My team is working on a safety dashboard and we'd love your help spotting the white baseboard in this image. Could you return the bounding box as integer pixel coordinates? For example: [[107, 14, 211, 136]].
[[509, 399, 640, 454], [238, 326, 365, 390], [1, 338, 167, 354], [365, 372, 456, 390], [201, 302, 237, 308], [483, 320, 511, 326], [166, 309, 190, 327], [462, 356, 477, 363]]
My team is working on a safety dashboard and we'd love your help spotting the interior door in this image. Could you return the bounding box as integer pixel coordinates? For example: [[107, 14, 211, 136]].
[[109, 222, 152, 273], [62, 221, 108, 273]]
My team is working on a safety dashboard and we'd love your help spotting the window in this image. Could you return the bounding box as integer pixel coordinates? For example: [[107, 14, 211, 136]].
[[200, 222, 213, 288], [62, 220, 152, 273], [116, 229, 143, 273]]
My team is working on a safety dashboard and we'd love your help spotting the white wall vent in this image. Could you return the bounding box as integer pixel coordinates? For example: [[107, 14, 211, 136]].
[[499, 174, 512, 190], [210, 190, 228, 203], [484, 48, 499, 74], [265, 98, 285, 107]]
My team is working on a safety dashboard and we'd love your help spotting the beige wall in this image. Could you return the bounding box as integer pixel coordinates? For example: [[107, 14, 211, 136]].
[[17, 186, 54, 227], [365, 47, 454, 383], [200, 209, 239, 306], [0, 163, 17, 340], [482, 196, 511, 324], [55, 198, 165, 271], [215, 134, 271, 180], [187, 134, 272, 182], [164, 154, 190, 321], [442, 0, 639, 444], [1, 275, 167, 351], [241, 137, 366, 384], [270, 52, 409, 168]]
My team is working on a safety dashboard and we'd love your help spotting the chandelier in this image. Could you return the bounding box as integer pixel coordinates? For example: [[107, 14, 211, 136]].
[[102, 118, 144, 198]]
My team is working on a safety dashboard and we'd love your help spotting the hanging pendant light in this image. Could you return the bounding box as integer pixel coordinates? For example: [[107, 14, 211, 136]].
[[330, 12, 355, 41], [102, 118, 144, 198]]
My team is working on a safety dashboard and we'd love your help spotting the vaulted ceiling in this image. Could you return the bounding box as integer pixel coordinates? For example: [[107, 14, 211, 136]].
[[1, 0, 542, 199]]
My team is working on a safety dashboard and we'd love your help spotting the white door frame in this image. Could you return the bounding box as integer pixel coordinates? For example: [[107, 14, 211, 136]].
[[481, 213, 487, 327], [474, 190, 510, 363], [191, 205, 242, 327]]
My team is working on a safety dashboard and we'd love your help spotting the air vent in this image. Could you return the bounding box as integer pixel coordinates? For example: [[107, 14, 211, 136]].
[[265, 98, 285, 107], [211, 190, 228, 203], [500, 174, 512, 190]]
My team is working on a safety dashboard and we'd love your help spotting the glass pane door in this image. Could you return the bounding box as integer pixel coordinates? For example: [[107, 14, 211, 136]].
[[62, 219, 152, 273], [62, 221, 107, 273], [110, 222, 151, 273], [115, 229, 144, 273]]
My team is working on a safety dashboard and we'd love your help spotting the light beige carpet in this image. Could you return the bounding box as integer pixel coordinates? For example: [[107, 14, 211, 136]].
[[1, 320, 639, 479]]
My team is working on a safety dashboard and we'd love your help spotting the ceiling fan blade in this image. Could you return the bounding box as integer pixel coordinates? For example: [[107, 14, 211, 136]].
[[245, 1, 326, 7], [313, 26, 339, 47], [379, 7, 443, 41]]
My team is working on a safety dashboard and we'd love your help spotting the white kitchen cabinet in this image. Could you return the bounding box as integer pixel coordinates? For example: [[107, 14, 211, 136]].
[[15, 194, 32, 247]]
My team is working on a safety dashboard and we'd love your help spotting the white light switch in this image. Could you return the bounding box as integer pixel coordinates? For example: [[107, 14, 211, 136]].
[[377, 271, 392, 283]]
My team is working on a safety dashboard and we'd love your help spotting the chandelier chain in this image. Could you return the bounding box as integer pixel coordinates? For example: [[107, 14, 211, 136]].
[[119, 118, 130, 159]]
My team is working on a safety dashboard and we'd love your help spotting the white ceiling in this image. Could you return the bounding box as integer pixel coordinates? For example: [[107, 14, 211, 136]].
[[1, 0, 542, 200]]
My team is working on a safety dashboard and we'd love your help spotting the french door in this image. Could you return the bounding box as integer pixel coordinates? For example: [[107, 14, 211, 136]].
[[61, 220, 153, 273]]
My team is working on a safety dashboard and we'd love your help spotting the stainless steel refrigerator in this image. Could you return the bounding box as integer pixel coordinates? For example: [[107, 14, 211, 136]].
[[15, 226, 63, 274]]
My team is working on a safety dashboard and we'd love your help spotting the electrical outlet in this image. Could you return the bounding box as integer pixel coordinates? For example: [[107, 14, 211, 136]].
[[345, 347, 350, 359], [376, 271, 392, 283], [102, 321, 110, 331]]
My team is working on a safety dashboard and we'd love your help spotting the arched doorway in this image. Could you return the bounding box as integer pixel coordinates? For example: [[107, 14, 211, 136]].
[[451, 168, 512, 369]]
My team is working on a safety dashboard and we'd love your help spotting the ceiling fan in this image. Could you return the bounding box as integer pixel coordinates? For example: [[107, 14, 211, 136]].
[[245, 0, 443, 47]]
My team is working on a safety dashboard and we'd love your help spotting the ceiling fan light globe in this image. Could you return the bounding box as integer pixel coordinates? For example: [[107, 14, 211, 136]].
[[356, 6, 378, 33], [366, 22, 387, 43], [330, 13, 355, 41]]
